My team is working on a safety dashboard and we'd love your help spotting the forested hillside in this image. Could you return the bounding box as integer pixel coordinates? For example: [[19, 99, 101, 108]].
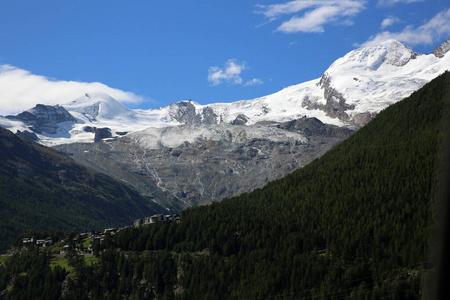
[[1, 71, 449, 299], [0, 127, 167, 251]]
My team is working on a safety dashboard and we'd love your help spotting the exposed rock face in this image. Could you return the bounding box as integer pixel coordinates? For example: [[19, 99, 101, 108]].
[[55, 119, 354, 207], [318, 74, 354, 121], [83, 126, 113, 142], [274, 117, 354, 138], [6, 104, 77, 134], [169, 101, 201, 125], [94, 128, 112, 142], [432, 40, 450, 58], [231, 114, 249, 125], [202, 107, 218, 125], [169, 101, 220, 125], [83, 126, 96, 133]]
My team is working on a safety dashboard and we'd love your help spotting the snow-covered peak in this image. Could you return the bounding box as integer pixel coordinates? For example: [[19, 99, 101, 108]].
[[63, 92, 134, 121], [317, 39, 447, 120], [371, 39, 418, 67], [327, 39, 418, 74]]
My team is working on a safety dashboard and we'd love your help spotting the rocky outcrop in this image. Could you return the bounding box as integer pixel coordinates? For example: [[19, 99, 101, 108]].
[[274, 117, 354, 139], [94, 128, 112, 142], [169, 101, 220, 125], [318, 74, 354, 121], [432, 40, 450, 58], [83, 126, 113, 142], [231, 114, 249, 125], [202, 107, 218, 125], [6, 104, 77, 134], [169, 101, 201, 125], [83, 126, 96, 133]]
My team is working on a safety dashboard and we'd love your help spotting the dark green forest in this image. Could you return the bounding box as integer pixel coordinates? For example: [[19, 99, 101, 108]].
[[1, 71, 449, 299], [0, 127, 167, 251]]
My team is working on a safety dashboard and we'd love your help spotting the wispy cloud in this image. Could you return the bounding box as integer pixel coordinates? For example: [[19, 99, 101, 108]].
[[361, 8, 450, 47], [381, 16, 401, 29], [208, 59, 247, 86], [244, 78, 264, 87], [0, 64, 144, 115], [378, 0, 425, 6], [255, 0, 366, 33]]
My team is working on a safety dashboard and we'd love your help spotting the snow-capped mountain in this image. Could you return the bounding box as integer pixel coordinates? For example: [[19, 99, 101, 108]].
[[1, 39, 448, 207], [1, 39, 448, 146], [199, 39, 449, 127], [2, 39, 448, 147]]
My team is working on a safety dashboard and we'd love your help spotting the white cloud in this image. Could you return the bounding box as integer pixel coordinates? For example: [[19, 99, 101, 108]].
[[208, 59, 247, 86], [244, 78, 264, 87], [361, 8, 450, 47], [0, 64, 144, 116], [378, 0, 425, 6], [278, 5, 340, 33], [255, 0, 366, 33], [381, 16, 401, 29]]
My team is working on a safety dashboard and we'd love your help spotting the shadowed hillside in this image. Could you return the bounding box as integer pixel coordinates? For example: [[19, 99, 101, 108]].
[[0, 127, 168, 251]]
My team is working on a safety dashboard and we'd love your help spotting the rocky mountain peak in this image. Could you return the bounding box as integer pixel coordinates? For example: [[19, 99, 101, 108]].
[[63, 93, 133, 121], [432, 40, 450, 58], [168, 101, 220, 125], [328, 39, 418, 73], [5, 104, 76, 134], [377, 39, 418, 67], [169, 101, 201, 124]]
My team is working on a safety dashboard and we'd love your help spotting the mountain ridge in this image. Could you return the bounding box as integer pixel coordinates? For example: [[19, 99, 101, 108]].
[[1, 39, 448, 146]]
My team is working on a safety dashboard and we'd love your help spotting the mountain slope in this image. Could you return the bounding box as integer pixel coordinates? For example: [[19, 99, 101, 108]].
[[55, 119, 353, 206], [101, 71, 449, 298], [0, 126, 168, 250]]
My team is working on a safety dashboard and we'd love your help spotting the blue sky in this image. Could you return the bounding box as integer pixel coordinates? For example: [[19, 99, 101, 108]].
[[0, 0, 449, 115]]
